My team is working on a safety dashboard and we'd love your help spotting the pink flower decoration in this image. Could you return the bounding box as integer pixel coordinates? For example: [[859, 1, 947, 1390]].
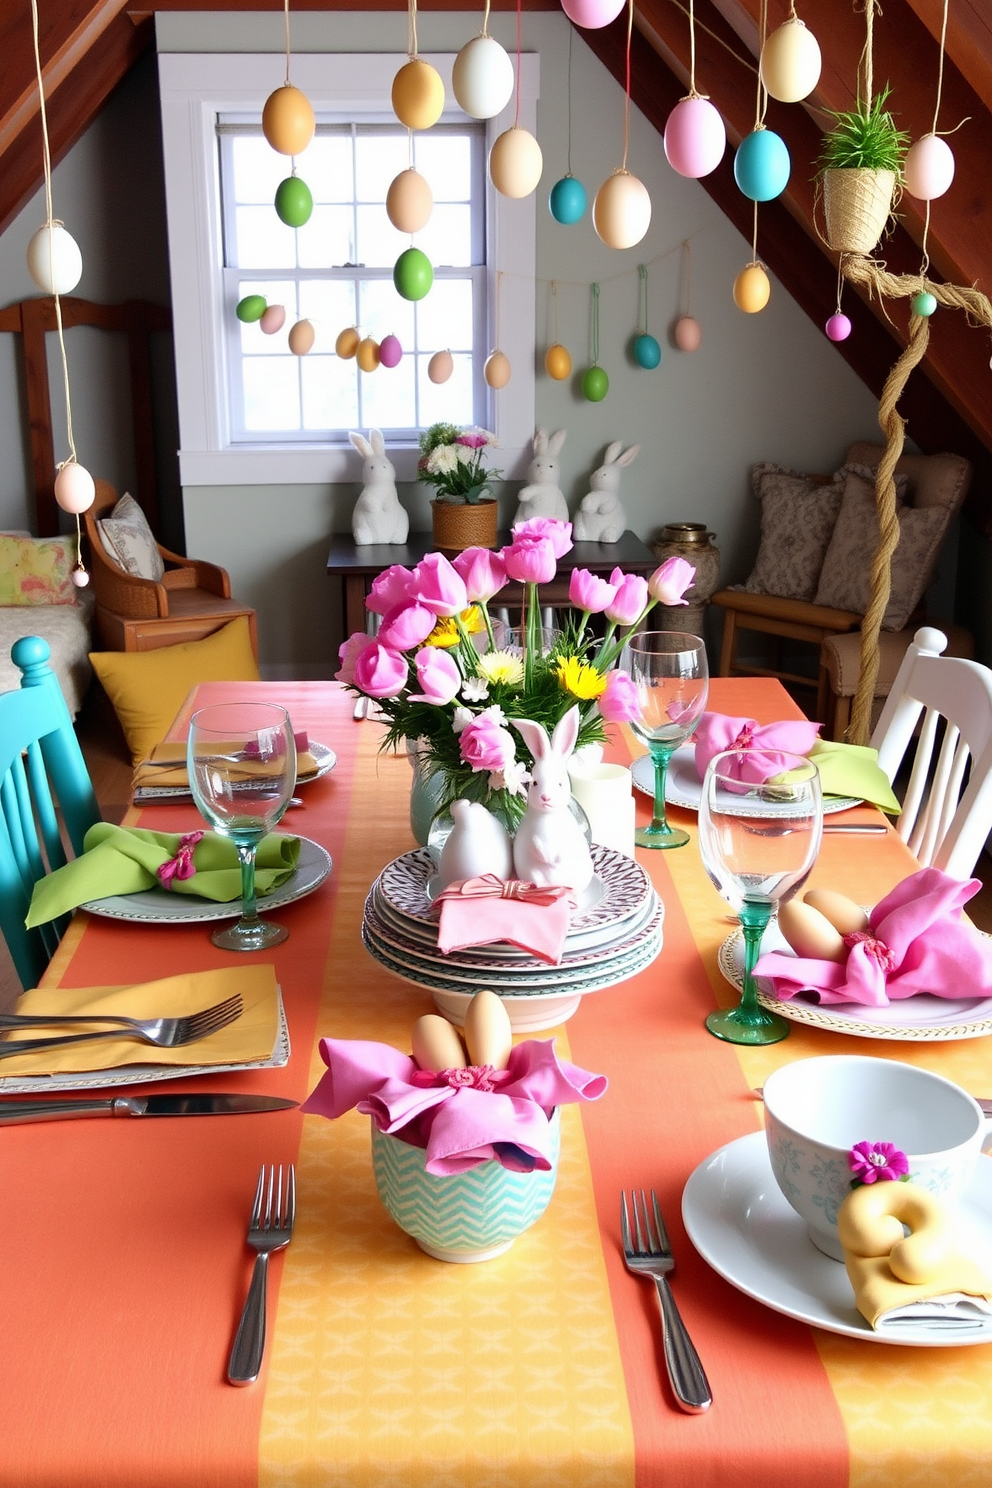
[[648, 556, 695, 606], [366, 564, 415, 616], [336, 631, 369, 684], [511, 516, 573, 558], [459, 714, 516, 773], [409, 553, 469, 618], [410, 646, 461, 705], [377, 600, 438, 653], [501, 534, 557, 585], [456, 432, 488, 449], [569, 567, 617, 614], [847, 1140, 910, 1185], [452, 547, 508, 603], [353, 641, 408, 698], [605, 569, 649, 626], [599, 667, 640, 722]]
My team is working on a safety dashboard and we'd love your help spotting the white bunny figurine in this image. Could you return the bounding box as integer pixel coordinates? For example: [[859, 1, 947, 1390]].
[[350, 429, 409, 546], [437, 799, 514, 891], [513, 428, 569, 526], [572, 441, 641, 543], [511, 705, 595, 894]]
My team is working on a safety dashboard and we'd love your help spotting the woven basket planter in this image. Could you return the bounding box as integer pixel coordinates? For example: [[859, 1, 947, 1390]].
[[431, 498, 498, 553], [822, 168, 896, 254]]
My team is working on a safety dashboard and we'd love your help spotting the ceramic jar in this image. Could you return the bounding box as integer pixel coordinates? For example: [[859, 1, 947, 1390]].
[[651, 522, 720, 635]]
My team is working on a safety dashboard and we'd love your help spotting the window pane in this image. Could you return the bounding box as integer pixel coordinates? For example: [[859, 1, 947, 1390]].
[[355, 204, 410, 268], [301, 354, 359, 430], [416, 279, 474, 351], [354, 134, 409, 201], [232, 137, 285, 204], [361, 354, 416, 429], [415, 135, 472, 200], [305, 135, 354, 201], [239, 279, 298, 353], [417, 205, 472, 267], [357, 279, 415, 343], [299, 279, 356, 332], [297, 206, 355, 268], [235, 206, 297, 269], [243, 356, 301, 431], [418, 352, 474, 426]]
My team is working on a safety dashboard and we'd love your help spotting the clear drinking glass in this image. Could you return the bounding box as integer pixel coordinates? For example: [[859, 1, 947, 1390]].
[[187, 701, 297, 951], [697, 749, 823, 1045], [622, 631, 709, 849]]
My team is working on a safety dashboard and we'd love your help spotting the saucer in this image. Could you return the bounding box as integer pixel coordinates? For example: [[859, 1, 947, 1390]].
[[682, 1131, 992, 1347]]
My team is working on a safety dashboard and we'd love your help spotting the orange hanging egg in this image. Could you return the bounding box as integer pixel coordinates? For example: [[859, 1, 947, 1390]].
[[544, 343, 572, 381], [356, 336, 381, 372], [262, 85, 316, 156], [733, 263, 771, 314], [335, 326, 360, 359], [485, 350, 511, 389], [392, 59, 445, 131], [288, 318, 316, 355]]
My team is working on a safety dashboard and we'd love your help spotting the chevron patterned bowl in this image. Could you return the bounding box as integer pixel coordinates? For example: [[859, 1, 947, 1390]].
[[371, 1108, 561, 1263]]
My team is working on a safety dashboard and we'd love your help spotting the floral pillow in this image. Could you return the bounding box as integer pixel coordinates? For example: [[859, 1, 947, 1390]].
[[741, 464, 849, 601], [97, 492, 165, 582], [0, 532, 79, 606]]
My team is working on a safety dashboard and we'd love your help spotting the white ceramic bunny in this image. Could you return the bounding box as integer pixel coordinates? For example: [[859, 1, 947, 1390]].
[[572, 441, 640, 543], [513, 428, 569, 526], [350, 429, 409, 546], [437, 799, 514, 891], [511, 706, 595, 894]]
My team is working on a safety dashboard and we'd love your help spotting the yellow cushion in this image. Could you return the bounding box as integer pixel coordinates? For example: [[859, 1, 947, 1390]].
[[89, 617, 260, 764]]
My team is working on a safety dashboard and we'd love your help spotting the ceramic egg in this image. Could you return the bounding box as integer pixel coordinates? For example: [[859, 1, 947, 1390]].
[[734, 128, 790, 202], [593, 171, 652, 249], [664, 97, 726, 179], [561, 0, 626, 28], [262, 85, 316, 156], [393, 247, 434, 302], [803, 889, 869, 937], [452, 34, 514, 119], [54, 462, 95, 514], [411, 1013, 467, 1073], [288, 318, 315, 355], [336, 326, 360, 359], [913, 291, 938, 317], [759, 17, 821, 103], [386, 169, 433, 233], [674, 315, 702, 352], [392, 59, 445, 131], [274, 175, 313, 227], [549, 175, 587, 224], [464, 990, 513, 1071], [632, 333, 661, 369], [489, 127, 543, 198], [27, 223, 83, 294], [485, 349, 511, 388], [778, 900, 847, 962], [236, 294, 267, 323], [582, 364, 609, 402], [71, 568, 90, 588], [260, 304, 287, 335], [356, 336, 380, 372], [825, 312, 852, 342], [545, 342, 572, 380], [734, 263, 771, 313], [379, 333, 403, 368], [904, 134, 955, 201], [428, 349, 454, 384]]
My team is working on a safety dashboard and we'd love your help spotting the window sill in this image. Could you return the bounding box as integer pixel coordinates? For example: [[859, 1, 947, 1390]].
[[178, 443, 528, 487]]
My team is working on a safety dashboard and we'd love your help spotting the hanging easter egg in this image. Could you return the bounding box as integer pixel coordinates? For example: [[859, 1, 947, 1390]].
[[733, 263, 771, 314], [386, 169, 433, 233], [236, 294, 267, 323], [336, 326, 360, 359], [759, 17, 821, 103], [71, 568, 90, 588], [288, 319, 315, 355], [379, 334, 403, 368], [274, 175, 313, 227], [392, 59, 445, 131], [582, 365, 609, 402], [489, 127, 543, 198], [664, 97, 726, 179], [356, 336, 381, 371], [54, 462, 95, 514], [904, 134, 956, 201], [393, 247, 434, 301], [734, 129, 790, 202], [428, 349, 454, 384], [262, 85, 315, 156], [912, 291, 938, 318], [561, 0, 626, 28], [549, 175, 587, 224], [825, 312, 852, 342], [27, 223, 83, 294], [545, 343, 572, 380], [485, 350, 511, 389], [260, 304, 286, 335], [593, 171, 652, 249], [452, 34, 514, 119], [674, 314, 702, 352], [632, 333, 661, 369]]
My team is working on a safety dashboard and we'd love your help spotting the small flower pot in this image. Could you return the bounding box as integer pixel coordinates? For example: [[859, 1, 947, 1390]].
[[431, 498, 499, 553], [822, 167, 896, 254], [370, 1107, 561, 1262]]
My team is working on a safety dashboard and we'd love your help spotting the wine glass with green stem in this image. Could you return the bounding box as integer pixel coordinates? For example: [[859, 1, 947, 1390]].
[[187, 701, 297, 951], [623, 631, 709, 849], [698, 749, 823, 1045]]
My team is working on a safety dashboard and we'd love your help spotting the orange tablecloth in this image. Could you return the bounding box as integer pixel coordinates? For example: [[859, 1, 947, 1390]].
[[2, 678, 992, 1488]]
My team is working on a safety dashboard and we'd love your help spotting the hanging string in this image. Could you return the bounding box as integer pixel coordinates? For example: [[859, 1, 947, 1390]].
[[551, 280, 560, 343], [754, 0, 769, 129], [283, 0, 292, 85], [751, 200, 759, 263], [918, 0, 949, 277], [513, 0, 523, 129], [687, 0, 698, 97], [590, 282, 601, 363], [407, 127, 415, 171], [481, 0, 492, 38], [621, 0, 634, 172], [494, 269, 503, 349], [637, 264, 649, 335], [407, 0, 419, 61], [857, 0, 877, 110], [566, 23, 574, 177], [834, 260, 845, 314], [680, 238, 692, 315]]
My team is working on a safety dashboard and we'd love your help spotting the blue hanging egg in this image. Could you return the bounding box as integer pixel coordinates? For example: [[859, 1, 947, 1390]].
[[549, 175, 587, 224], [912, 291, 938, 317], [632, 333, 662, 369], [733, 129, 791, 202]]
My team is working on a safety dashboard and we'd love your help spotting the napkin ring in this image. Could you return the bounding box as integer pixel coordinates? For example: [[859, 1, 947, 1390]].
[[158, 830, 205, 888]]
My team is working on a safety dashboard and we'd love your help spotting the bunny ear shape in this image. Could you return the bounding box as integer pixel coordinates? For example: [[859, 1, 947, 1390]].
[[602, 441, 623, 465], [350, 431, 372, 459], [512, 716, 551, 762], [547, 429, 567, 457], [370, 429, 385, 456], [533, 428, 548, 455], [550, 704, 580, 760], [617, 444, 641, 468]]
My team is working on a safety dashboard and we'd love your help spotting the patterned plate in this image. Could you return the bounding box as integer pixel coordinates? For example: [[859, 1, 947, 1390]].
[[631, 748, 861, 816]]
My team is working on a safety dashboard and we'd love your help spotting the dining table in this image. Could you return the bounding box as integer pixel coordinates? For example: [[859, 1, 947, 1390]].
[[3, 673, 992, 1488]]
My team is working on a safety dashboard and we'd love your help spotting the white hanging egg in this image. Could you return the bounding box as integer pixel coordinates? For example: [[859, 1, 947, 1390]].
[[452, 35, 515, 120], [386, 169, 434, 233], [54, 462, 95, 514], [904, 134, 956, 201], [71, 568, 90, 588], [428, 349, 454, 384], [759, 17, 822, 103], [593, 171, 652, 249], [27, 223, 83, 294], [489, 127, 543, 198]]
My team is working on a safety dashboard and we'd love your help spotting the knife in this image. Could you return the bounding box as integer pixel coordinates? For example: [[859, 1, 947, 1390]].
[[0, 1094, 298, 1125]]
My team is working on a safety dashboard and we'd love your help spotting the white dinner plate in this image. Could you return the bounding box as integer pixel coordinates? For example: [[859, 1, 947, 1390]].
[[133, 740, 338, 802], [79, 836, 332, 923], [717, 924, 992, 1041], [682, 1132, 992, 1346], [631, 747, 861, 816]]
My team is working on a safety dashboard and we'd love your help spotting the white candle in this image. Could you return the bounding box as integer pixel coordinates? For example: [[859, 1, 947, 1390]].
[[568, 762, 636, 858]]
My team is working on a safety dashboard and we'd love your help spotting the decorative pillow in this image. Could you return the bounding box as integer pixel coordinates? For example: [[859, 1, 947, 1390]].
[[0, 532, 79, 605], [814, 470, 948, 630], [89, 616, 260, 764], [97, 493, 165, 582], [742, 464, 848, 600]]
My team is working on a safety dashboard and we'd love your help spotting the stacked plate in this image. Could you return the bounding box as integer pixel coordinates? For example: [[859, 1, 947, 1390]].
[[363, 845, 664, 1031]]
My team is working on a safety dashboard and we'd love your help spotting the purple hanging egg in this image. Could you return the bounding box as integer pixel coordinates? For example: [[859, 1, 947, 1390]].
[[380, 334, 403, 368]]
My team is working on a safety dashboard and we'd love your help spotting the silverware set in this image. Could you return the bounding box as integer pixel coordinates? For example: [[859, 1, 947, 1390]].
[[228, 1163, 296, 1386], [0, 993, 244, 1060]]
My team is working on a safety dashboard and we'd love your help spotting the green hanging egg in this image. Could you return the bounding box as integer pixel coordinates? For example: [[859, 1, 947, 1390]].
[[275, 175, 313, 228], [912, 290, 938, 317], [393, 248, 434, 302], [582, 364, 609, 402], [236, 294, 267, 323]]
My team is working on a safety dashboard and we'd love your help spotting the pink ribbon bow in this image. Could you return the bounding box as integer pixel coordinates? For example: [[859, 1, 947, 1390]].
[[157, 830, 205, 889], [435, 876, 576, 963], [434, 875, 574, 907], [693, 712, 822, 785]]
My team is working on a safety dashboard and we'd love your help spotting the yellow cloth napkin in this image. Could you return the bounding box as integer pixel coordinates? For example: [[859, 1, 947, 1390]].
[[0, 964, 279, 1079], [133, 740, 320, 790], [844, 1251, 992, 1329]]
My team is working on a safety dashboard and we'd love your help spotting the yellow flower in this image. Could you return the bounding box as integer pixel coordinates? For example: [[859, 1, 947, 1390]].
[[555, 655, 607, 700], [476, 650, 525, 687], [425, 606, 485, 648]]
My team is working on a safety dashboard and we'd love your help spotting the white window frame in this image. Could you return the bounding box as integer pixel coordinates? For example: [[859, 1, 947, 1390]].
[[158, 51, 539, 485]]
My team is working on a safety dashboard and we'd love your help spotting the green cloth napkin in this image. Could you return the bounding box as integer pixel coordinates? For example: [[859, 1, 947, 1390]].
[[27, 823, 301, 927], [806, 740, 901, 814]]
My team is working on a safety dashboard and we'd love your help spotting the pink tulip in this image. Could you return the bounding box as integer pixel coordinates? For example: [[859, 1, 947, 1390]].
[[409, 553, 469, 617], [336, 631, 370, 684], [569, 568, 617, 614], [501, 533, 557, 585], [452, 547, 508, 603], [366, 564, 415, 616], [648, 556, 695, 607], [459, 714, 517, 773], [410, 647, 462, 705], [598, 668, 640, 722], [377, 600, 438, 652], [605, 569, 649, 626], [512, 516, 573, 558], [353, 641, 408, 698]]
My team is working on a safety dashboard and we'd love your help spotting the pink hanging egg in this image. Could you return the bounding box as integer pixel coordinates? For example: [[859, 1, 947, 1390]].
[[674, 315, 702, 352], [379, 334, 403, 368], [259, 304, 286, 335], [560, 0, 626, 28], [428, 350, 453, 384], [826, 313, 852, 342], [904, 134, 955, 201], [664, 97, 726, 179], [71, 568, 90, 588], [54, 462, 95, 514]]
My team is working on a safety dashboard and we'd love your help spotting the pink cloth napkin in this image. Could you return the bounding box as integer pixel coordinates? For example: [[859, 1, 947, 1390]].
[[302, 1036, 607, 1174], [755, 867, 992, 1007], [435, 876, 575, 964], [693, 712, 822, 785]]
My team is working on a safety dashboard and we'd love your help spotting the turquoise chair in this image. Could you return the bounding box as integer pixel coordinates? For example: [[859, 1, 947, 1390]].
[[0, 636, 100, 991]]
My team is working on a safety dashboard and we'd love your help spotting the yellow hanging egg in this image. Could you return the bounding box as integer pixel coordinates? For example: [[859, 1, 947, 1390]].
[[485, 350, 511, 389], [544, 343, 572, 381], [356, 336, 381, 372], [335, 326, 360, 359], [262, 85, 316, 156], [592, 171, 652, 249], [759, 17, 821, 104], [386, 169, 434, 234], [288, 318, 315, 355], [392, 59, 445, 131], [428, 349, 454, 384], [489, 127, 543, 199], [733, 263, 771, 314]]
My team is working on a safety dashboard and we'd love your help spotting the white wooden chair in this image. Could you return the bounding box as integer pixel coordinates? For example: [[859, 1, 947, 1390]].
[[871, 626, 992, 879]]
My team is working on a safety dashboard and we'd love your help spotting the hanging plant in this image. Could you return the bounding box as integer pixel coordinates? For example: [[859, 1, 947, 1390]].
[[818, 86, 910, 254]]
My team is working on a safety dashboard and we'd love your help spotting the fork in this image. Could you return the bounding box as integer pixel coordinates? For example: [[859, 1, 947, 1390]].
[[621, 1189, 712, 1414], [0, 994, 243, 1061], [228, 1163, 296, 1386]]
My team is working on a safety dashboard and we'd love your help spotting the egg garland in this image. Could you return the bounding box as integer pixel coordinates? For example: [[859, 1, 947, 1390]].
[[489, 127, 544, 199], [393, 247, 434, 302], [904, 134, 956, 201], [392, 58, 445, 131], [428, 349, 454, 384], [386, 169, 433, 234], [734, 128, 790, 203], [274, 175, 313, 228], [733, 262, 771, 314], [581, 364, 609, 402], [260, 304, 287, 335], [484, 350, 512, 389], [335, 326, 360, 359], [379, 333, 403, 368], [561, 0, 626, 29], [262, 84, 315, 156], [664, 97, 726, 179], [826, 311, 852, 342], [593, 171, 652, 249], [452, 33, 514, 120], [27, 222, 83, 295], [236, 294, 267, 324], [674, 314, 702, 352], [758, 15, 821, 103], [288, 319, 315, 356], [544, 342, 572, 380]]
